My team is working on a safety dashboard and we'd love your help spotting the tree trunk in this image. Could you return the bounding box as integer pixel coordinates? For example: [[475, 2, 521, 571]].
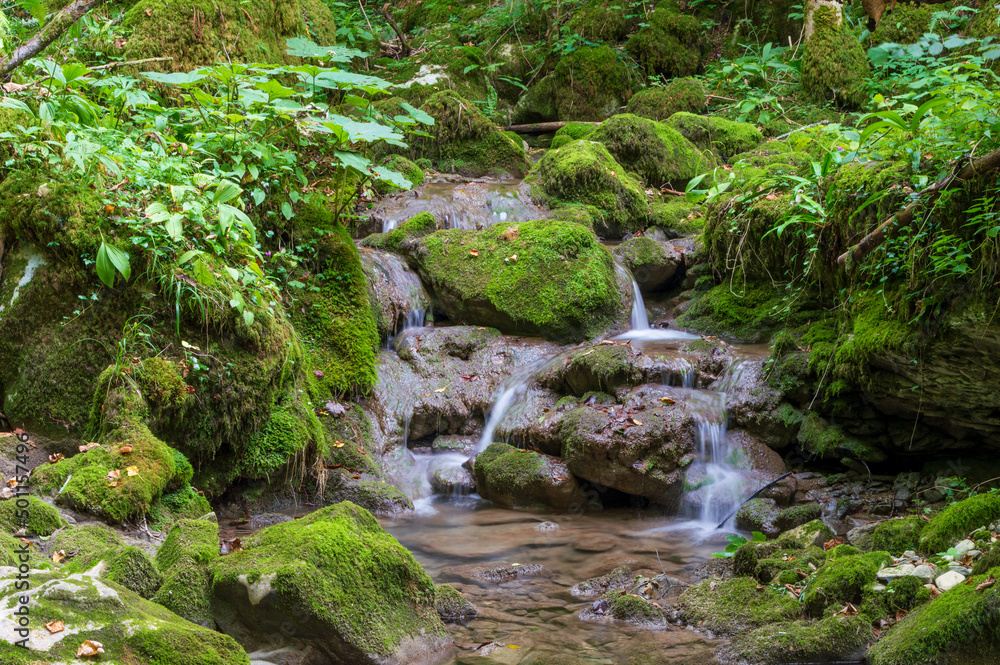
[[0, 0, 108, 80]]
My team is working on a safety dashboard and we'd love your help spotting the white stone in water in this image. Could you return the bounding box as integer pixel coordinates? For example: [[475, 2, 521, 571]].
[[935, 570, 966, 592], [912, 565, 934, 582], [954, 539, 976, 556], [877, 563, 916, 582]]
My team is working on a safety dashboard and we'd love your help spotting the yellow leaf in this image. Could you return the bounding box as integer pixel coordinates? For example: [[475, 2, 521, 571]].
[[469, 249, 479, 257], [126, 466, 139, 476], [434, 387, 447, 393], [332, 440, 346, 448], [508, 645, 520, 649], [52, 550, 66, 564], [660, 397, 675, 404]]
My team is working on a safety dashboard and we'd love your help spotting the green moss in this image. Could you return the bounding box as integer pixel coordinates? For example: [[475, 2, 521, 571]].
[[675, 283, 784, 343], [801, 552, 878, 616], [626, 78, 707, 121], [0, 496, 66, 536], [551, 122, 598, 150], [664, 113, 764, 161], [626, 0, 701, 79], [149, 485, 213, 529], [723, 615, 874, 665], [54, 525, 162, 598], [920, 493, 1000, 554], [867, 568, 1000, 665], [472, 442, 582, 510], [867, 516, 925, 553], [291, 219, 379, 396], [678, 577, 801, 635], [362, 211, 438, 252], [800, 5, 871, 107], [156, 518, 220, 571], [550, 45, 638, 120], [603, 590, 667, 625], [374, 154, 425, 195], [755, 547, 828, 584], [408, 219, 625, 341], [970, 0, 1000, 38], [567, 0, 630, 41], [796, 412, 886, 462], [137, 357, 189, 410], [648, 197, 703, 234], [886, 575, 931, 611], [777, 503, 822, 531], [775, 519, 836, 549], [590, 114, 715, 188], [123, 0, 338, 72], [973, 545, 1000, 575], [872, 3, 938, 43], [153, 518, 219, 625], [413, 90, 530, 177], [435, 583, 477, 622], [527, 140, 648, 235], [211, 502, 446, 657]]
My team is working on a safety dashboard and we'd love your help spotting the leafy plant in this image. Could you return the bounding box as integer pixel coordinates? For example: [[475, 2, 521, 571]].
[[712, 531, 766, 558]]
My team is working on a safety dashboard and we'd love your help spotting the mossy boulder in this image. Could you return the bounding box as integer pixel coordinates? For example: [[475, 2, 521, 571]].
[[796, 412, 886, 463], [153, 518, 220, 626], [801, 552, 881, 616], [590, 114, 714, 189], [434, 583, 478, 623], [527, 140, 649, 237], [211, 502, 450, 663], [856, 516, 925, 553], [626, 0, 702, 79], [402, 219, 628, 342], [472, 442, 589, 511], [736, 498, 783, 537], [775, 518, 836, 549], [550, 122, 598, 150], [374, 155, 425, 195], [0, 496, 66, 536], [719, 615, 874, 664], [677, 577, 801, 635], [0, 565, 249, 664], [919, 493, 1000, 554], [626, 78, 707, 121], [539, 343, 647, 397], [866, 567, 1000, 665], [664, 112, 764, 161], [54, 525, 162, 599], [600, 590, 668, 627], [675, 283, 785, 343], [123, 0, 338, 71], [801, 2, 870, 107], [413, 90, 530, 177], [566, 0, 631, 41], [361, 211, 438, 252], [613, 236, 682, 291], [549, 46, 637, 120]]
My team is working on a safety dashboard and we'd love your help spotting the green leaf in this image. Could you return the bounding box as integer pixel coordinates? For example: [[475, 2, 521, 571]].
[[285, 37, 366, 61], [400, 102, 434, 125], [177, 249, 203, 264], [96, 242, 130, 288], [371, 166, 411, 189], [213, 180, 243, 205], [142, 71, 207, 86], [0, 98, 34, 117], [243, 309, 255, 327], [281, 202, 294, 220], [165, 215, 184, 241]]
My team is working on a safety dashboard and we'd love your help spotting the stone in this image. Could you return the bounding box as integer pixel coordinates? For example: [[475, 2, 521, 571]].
[[954, 539, 976, 556], [431, 465, 476, 496], [877, 564, 916, 583], [777, 519, 835, 549], [935, 570, 966, 592], [911, 565, 934, 582], [471, 442, 591, 511], [736, 498, 783, 538]]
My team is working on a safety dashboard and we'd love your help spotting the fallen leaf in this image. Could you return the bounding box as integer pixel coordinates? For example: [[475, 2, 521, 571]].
[[5, 478, 16, 487], [630, 418, 642, 426], [108, 481, 120, 488], [352, 474, 361, 479], [45, 621, 64, 634], [823, 537, 844, 551], [52, 550, 66, 564], [106, 470, 121, 482], [49, 453, 65, 464], [460, 374, 477, 382], [977, 575, 996, 591], [469, 249, 479, 257], [834, 602, 859, 616], [313, 369, 325, 379], [332, 440, 346, 448], [434, 387, 447, 393], [126, 466, 139, 476], [220, 538, 243, 555], [660, 397, 675, 404], [118, 445, 133, 454], [185, 384, 196, 394]]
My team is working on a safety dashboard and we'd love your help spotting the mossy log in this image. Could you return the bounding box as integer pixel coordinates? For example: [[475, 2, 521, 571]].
[[502, 121, 601, 134]]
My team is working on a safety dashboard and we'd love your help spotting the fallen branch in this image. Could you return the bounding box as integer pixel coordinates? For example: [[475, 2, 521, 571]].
[[715, 471, 793, 530], [381, 3, 412, 57], [1, 0, 108, 80], [837, 145, 1000, 267], [501, 120, 600, 134], [770, 120, 830, 142], [90, 57, 174, 71]]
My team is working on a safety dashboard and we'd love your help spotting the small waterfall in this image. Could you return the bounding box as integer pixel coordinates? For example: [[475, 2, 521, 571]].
[[614, 264, 699, 342], [476, 358, 549, 453], [678, 364, 752, 529], [629, 277, 650, 330]]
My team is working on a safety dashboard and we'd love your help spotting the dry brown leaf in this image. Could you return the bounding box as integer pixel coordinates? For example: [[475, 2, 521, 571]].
[[469, 249, 479, 257], [834, 602, 859, 616], [79, 442, 100, 453], [976, 575, 996, 591], [77, 640, 105, 657], [49, 453, 64, 464], [5, 478, 16, 487], [660, 397, 675, 404], [118, 445, 133, 454], [630, 418, 642, 426], [106, 469, 121, 482], [52, 550, 66, 564], [108, 481, 120, 488], [45, 621, 64, 634], [185, 384, 196, 394], [434, 387, 447, 393], [332, 440, 346, 448], [823, 537, 844, 551]]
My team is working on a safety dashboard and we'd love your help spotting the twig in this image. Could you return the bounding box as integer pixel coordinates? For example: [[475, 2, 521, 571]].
[[90, 57, 173, 70], [381, 2, 411, 57], [1, 0, 109, 80], [715, 471, 794, 529], [770, 120, 830, 141]]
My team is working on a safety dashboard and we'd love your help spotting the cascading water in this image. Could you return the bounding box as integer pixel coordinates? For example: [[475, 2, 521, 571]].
[[614, 264, 699, 342], [629, 277, 650, 330]]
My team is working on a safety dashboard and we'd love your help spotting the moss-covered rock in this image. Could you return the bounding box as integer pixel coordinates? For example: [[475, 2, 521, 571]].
[[472, 442, 589, 510], [801, 2, 871, 107], [919, 493, 1000, 554], [626, 78, 707, 121], [797, 411, 887, 463], [54, 525, 162, 599], [719, 615, 874, 664], [675, 283, 784, 343], [413, 90, 531, 177], [612, 236, 682, 291], [434, 583, 478, 623], [566, 0, 631, 41], [402, 219, 627, 341], [123, 0, 338, 71], [972, 545, 1000, 575], [550, 122, 598, 150], [858, 516, 925, 553], [549, 45, 637, 120], [801, 552, 880, 616], [527, 140, 648, 237], [374, 155, 425, 195], [866, 568, 1000, 665], [626, 0, 702, 79], [211, 502, 450, 662], [153, 518, 219, 626], [0, 565, 248, 664], [600, 590, 668, 627], [775, 518, 835, 549], [0, 496, 66, 536], [664, 112, 764, 161], [590, 114, 714, 188], [736, 498, 783, 537], [678, 577, 801, 635], [361, 212, 438, 252]]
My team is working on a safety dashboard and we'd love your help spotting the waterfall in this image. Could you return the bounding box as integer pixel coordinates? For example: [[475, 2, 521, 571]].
[[629, 278, 650, 330], [615, 269, 699, 342], [476, 357, 549, 453]]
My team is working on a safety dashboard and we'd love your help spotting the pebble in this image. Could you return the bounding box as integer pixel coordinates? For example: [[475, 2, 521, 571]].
[[903, 550, 917, 559], [935, 570, 966, 592], [969, 550, 982, 558], [954, 539, 976, 556], [534, 521, 560, 531], [912, 565, 934, 582]]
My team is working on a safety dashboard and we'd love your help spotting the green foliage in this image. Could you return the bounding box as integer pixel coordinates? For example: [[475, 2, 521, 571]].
[[713, 530, 766, 558]]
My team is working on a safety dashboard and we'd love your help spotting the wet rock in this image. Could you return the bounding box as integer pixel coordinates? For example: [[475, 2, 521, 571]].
[[431, 465, 476, 496], [359, 247, 431, 338], [776, 503, 822, 531], [582, 590, 668, 628], [775, 519, 835, 549], [323, 475, 414, 516], [51, 525, 161, 600], [248, 513, 292, 531], [717, 615, 873, 665], [736, 498, 782, 538], [440, 562, 550, 587], [435, 584, 479, 623], [0, 565, 250, 663], [471, 442, 590, 511], [432, 435, 477, 455], [722, 361, 803, 449], [211, 503, 451, 664], [570, 564, 635, 598], [154, 518, 220, 626], [613, 237, 682, 292]]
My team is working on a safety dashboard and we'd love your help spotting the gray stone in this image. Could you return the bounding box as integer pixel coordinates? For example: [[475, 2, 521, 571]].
[[935, 570, 966, 592], [877, 564, 916, 582], [954, 539, 976, 556], [911, 565, 934, 582]]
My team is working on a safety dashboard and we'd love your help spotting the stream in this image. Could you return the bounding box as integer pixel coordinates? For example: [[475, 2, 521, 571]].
[[352, 176, 770, 663]]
